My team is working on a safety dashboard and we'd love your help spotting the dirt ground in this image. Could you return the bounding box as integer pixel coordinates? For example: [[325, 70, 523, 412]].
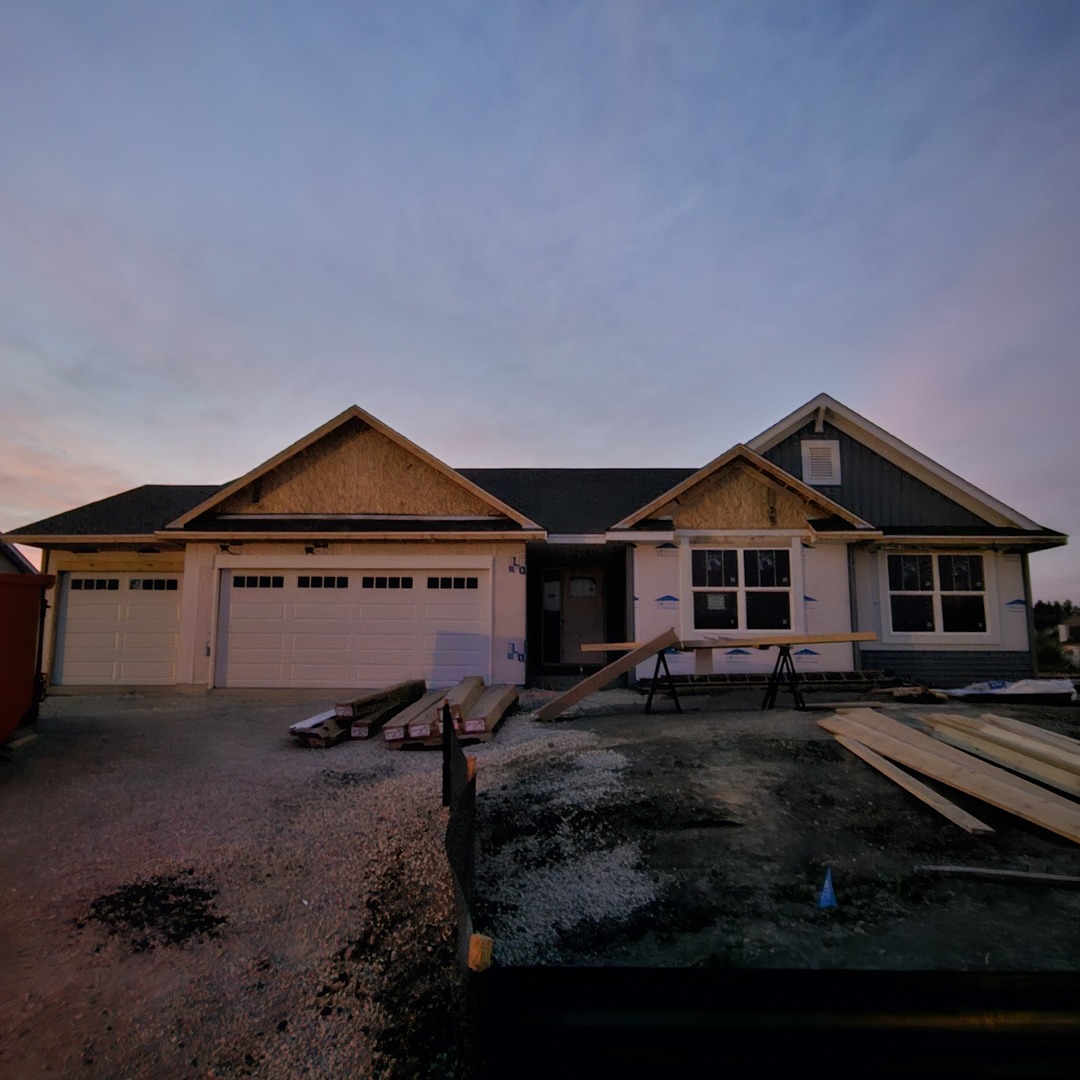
[[3, 686, 1080, 1078]]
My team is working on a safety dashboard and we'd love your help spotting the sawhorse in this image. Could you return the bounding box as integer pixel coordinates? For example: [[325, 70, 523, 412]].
[[761, 644, 806, 710], [644, 649, 683, 714]]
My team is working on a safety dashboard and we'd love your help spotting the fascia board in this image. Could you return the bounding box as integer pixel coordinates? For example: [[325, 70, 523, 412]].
[[4, 533, 166, 546], [158, 530, 547, 542], [868, 533, 1067, 550], [604, 531, 676, 542], [167, 405, 542, 531]]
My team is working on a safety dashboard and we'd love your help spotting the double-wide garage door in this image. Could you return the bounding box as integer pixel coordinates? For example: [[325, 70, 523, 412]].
[[55, 573, 182, 685], [215, 568, 491, 688]]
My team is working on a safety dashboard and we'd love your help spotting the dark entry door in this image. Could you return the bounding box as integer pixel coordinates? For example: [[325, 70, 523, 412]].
[[541, 569, 604, 666]]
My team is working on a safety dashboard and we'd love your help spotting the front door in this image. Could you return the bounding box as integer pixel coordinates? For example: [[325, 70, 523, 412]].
[[541, 568, 605, 666]]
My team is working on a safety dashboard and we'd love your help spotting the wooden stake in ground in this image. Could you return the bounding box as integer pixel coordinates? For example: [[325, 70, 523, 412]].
[[536, 628, 680, 722], [913, 865, 1080, 887]]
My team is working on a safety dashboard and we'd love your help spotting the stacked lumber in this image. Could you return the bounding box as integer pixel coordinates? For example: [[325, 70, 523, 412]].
[[289, 680, 428, 746], [819, 707, 1080, 845], [335, 680, 426, 739], [383, 677, 518, 749], [917, 711, 1080, 798]]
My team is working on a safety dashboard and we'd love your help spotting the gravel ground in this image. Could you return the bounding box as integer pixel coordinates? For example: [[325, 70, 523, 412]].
[[4, 686, 1080, 1078]]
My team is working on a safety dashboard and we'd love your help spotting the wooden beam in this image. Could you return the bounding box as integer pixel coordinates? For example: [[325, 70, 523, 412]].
[[443, 676, 486, 723], [817, 709, 1080, 846], [460, 684, 519, 736], [917, 712, 1080, 778], [832, 734, 994, 835], [677, 631, 877, 649], [917, 719, 1080, 798], [579, 642, 641, 653], [913, 865, 1080, 887], [536, 628, 680, 722]]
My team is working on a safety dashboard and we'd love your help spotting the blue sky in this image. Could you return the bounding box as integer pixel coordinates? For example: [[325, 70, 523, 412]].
[[1, 1, 1078, 598]]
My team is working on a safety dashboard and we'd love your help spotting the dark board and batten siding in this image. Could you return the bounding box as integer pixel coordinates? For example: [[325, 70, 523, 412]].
[[762, 421, 991, 529], [868, 650, 1033, 688]]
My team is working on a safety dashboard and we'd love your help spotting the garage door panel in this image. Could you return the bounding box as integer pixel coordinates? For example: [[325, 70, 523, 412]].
[[219, 569, 491, 688], [56, 573, 181, 685]]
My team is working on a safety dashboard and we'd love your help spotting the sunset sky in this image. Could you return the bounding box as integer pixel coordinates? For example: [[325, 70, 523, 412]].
[[2, 1, 1078, 598]]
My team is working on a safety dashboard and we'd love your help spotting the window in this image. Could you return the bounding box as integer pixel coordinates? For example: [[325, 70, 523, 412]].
[[297, 576, 347, 589], [234, 575, 284, 589], [427, 576, 478, 590], [691, 548, 791, 631], [887, 554, 986, 634], [361, 576, 413, 589], [71, 578, 119, 591], [129, 578, 179, 591]]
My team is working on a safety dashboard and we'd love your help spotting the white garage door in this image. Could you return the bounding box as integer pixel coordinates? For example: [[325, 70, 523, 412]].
[[55, 573, 182, 685], [216, 569, 491, 689]]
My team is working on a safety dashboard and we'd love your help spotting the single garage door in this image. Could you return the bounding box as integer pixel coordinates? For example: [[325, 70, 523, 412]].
[[54, 573, 182, 685], [215, 569, 491, 688]]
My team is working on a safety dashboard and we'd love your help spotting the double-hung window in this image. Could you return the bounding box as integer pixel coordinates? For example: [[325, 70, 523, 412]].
[[691, 548, 792, 631], [887, 554, 986, 634]]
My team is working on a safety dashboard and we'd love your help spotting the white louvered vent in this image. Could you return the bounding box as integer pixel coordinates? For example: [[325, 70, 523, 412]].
[[800, 440, 841, 485]]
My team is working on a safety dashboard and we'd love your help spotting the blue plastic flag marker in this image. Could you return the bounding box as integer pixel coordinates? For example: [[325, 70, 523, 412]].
[[818, 868, 837, 909]]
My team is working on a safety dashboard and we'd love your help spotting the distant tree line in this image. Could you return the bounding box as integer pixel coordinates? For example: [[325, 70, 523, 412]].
[[1033, 600, 1078, 673], [1033, 600, 1077, 632]]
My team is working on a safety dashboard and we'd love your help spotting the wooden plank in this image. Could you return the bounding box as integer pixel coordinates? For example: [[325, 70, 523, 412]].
[[579, 642, 640, 653], [832, 734, 994, 834], [536, 628, 680, 722], [979, 712, 1080, 755], [443, 676, 486, 722], [913, 865, 1080, 887], [917, 719, 1080, 798], [677, 631, 877, 650], [383, 689, 448, 744], [460, 684, 518, 736], [917, 712, 1080, 777], [334, 680, 426, 718], [817, 709, 1080, 846]]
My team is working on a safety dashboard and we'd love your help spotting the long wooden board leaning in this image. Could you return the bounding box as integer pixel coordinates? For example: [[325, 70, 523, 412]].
[[818, 708, 1080, 846], [536, 628, 680, 722]]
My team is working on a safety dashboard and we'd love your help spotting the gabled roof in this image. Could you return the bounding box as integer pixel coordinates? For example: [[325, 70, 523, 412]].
[[6, 486, 223, 543], [609, 444, 875, 532], [168, 405, 541, 532], [747, 393, 1044, 532]]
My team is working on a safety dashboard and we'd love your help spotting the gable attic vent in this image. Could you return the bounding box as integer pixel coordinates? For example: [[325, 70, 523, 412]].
[[800, 440, 841, 486]]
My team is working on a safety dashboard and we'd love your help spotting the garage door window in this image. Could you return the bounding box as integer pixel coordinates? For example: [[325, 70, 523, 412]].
[[361, 576, 413, 589], [427, 576, 479, 590], [71, 579, 119, 591], [297, 576, 346, 588], [235, 576, 285, 589], [130, 579, 178, 591]]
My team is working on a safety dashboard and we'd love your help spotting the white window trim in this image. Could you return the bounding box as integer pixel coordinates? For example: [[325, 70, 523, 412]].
[[877, 550, 1000, 646], [679, 537, 805, 639]]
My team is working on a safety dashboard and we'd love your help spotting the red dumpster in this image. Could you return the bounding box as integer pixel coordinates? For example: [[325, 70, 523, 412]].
[[0, 573, 56, 742]]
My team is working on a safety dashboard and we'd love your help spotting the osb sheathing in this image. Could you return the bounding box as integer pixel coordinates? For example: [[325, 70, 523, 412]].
[[217, 420, 500, 517], [657, 466, 810, 530]]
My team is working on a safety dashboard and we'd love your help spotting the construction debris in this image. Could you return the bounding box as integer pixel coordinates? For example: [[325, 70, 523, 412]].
[[819, 707, 1080, 846]]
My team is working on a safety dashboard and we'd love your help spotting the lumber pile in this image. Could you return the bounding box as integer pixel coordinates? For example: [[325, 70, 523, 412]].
[[289, 680, 428, 746], [383, 677, 518, 749], [819, 707, 1080, 846]]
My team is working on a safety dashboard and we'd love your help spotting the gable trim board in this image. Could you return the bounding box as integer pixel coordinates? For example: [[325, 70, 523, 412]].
[[7, 396, 1065, 691], [748, 393, 1041, 531]]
